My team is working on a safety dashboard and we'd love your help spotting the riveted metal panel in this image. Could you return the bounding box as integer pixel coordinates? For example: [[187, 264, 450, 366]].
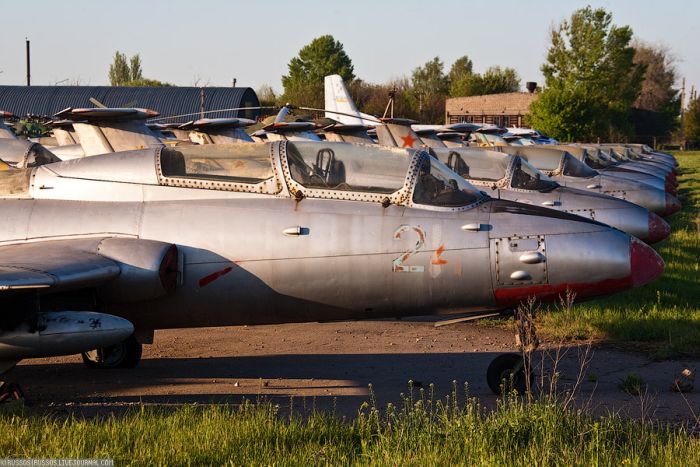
[[491, 235, 547, 287]]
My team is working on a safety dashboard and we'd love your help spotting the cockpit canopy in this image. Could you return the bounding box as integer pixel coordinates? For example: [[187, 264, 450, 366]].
[[442, 149, 510, 181], [158, 141, 486, 210], [0, 139, 61, 169], [509, 157, 558, 191], [412, 156, 484, 208], [287, 142, 409, 194], [161, 143, 273, 185], [501, 146, 598, 179], [438, 149, 558, 192], [561, 153, 597, 177]]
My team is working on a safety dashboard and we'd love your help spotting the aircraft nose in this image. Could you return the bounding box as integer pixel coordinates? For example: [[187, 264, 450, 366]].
[[662, 193, 682, 216], [645, 212, 671, 244], [630, 237, 665, 287]]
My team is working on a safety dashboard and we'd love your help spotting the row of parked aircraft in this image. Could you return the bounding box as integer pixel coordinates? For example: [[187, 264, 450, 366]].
[[0, 75, 678, 398]]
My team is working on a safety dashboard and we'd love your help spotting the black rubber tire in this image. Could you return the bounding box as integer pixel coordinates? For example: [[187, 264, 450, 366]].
[[81, 335, 143, 369], [486, 353, 529, 395]]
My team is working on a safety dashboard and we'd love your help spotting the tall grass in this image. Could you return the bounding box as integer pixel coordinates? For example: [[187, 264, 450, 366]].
[[1, 388, 698, 465], [538, 151, 700, 356]]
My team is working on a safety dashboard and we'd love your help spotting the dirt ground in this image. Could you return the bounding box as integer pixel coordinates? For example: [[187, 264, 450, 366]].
[[8, 319, 700, 423]]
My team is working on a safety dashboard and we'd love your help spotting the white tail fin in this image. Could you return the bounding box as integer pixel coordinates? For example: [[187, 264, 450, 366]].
[[324, 75, 379, 126]]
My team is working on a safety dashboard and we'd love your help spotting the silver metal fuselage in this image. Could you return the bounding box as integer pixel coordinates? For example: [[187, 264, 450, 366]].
[[0, 143, 650, 332]]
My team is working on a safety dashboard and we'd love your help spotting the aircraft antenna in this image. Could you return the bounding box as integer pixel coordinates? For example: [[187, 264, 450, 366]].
[[382, 86, 397, 119]]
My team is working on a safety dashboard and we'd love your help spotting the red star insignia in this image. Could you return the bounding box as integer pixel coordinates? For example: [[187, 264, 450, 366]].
[[400, 133, 416, 148]]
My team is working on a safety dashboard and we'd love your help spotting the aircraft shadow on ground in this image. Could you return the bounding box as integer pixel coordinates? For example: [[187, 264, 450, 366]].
[[12, 351, 552, 410]]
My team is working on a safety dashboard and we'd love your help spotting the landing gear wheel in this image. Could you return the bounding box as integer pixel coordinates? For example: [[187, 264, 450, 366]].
[[486, 353, 530, 395], [81, 335, 142, 369], [0, 381, 24, 403]]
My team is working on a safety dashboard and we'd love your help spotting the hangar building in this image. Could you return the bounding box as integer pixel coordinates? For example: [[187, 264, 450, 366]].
[[0, 86, 260, 123]]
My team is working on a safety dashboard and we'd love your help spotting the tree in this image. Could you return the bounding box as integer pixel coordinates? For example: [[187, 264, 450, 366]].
[[448, 55, 479, 97], [448, 56, 474, 84], [108, 51, 131, 86], [411, 57, 448, 123], [281, 35, 355, 108], [448, 57, 520, 97], [123, 78, 172, 87], [685, 97, 700, 148], [629, 42, 680, 143], [349, 77, 419, 121], [108, 51, 172, 87], [529, 85, 608, 142], [256, 85, 277, 107], [479, 66, 520, 94], [129, 55, 143, 82], [529, 7, 645, 141], [411, 57, 448, 97]]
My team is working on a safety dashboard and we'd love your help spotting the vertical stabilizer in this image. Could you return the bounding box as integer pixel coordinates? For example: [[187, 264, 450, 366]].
[[324, 75, 379, 126]]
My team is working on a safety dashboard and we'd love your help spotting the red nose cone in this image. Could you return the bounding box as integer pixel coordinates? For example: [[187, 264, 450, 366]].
[[663, 193, 682, 216], [645, 212, 671, 244], [630, 237, 665, 287]]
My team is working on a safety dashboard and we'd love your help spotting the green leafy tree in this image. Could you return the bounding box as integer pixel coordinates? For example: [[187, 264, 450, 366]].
[[629, 42, 680, 142], [529, 86, 608, 142], [108, 51, 131, 86], [479, 66, 520, 94], [108, 51, 172, 87], [529, 6, 645, 141], [124, 78, 172, 87], [448, 56, 474, 84], [685, 97, 700, 147], [129, 54, 143, 82], [412, 56, 448, 97], [411, 57, 448, 123], [448, 56, 480, 97], [281, 35, 355, 108], [448, 58, 520, 97]]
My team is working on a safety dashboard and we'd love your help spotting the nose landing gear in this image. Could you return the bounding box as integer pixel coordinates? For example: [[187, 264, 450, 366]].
[[486, 352, 530, 395]]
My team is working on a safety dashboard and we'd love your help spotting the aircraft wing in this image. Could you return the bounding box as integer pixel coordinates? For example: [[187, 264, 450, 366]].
[[0, 237, 178, 295], [0, 238, 120, 292]]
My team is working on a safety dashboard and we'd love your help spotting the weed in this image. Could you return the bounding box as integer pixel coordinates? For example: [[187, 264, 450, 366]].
[[619, 372, 646, 396]]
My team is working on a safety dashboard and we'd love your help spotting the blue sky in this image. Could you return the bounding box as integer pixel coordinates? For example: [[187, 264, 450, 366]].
[[0, 0, 697, 102]]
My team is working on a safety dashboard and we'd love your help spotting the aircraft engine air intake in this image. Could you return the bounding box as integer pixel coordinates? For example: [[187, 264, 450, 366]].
[[96, 238, 179, 303]]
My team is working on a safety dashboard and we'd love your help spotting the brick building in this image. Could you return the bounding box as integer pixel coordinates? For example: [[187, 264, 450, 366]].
[[445, 92, 538, 128]]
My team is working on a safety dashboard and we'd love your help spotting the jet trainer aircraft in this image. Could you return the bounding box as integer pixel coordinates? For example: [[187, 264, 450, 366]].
[[0, 140, 664, 396], [318, 77, 671, 243]]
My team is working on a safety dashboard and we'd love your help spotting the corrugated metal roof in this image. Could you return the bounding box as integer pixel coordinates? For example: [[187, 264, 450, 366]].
[[0, 86, 260, 123]]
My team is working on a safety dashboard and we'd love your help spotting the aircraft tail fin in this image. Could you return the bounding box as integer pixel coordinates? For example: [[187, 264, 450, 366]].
[[324, 75, 379, 126]]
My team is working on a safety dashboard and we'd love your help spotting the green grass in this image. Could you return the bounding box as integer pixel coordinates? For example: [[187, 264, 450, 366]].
[[1, 389, 698, 465], [538, 151, 700, 356]]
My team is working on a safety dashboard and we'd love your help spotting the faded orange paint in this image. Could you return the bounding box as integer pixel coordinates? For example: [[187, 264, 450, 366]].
[[431, 244, 448, 265]]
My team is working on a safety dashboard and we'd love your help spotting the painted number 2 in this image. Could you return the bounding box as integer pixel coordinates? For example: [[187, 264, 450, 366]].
[[392, 224, 426, 273]]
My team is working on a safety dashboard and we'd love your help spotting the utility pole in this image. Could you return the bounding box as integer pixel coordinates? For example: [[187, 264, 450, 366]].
[[680, 78, 686, 150], [25, 38, 31, 86]]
